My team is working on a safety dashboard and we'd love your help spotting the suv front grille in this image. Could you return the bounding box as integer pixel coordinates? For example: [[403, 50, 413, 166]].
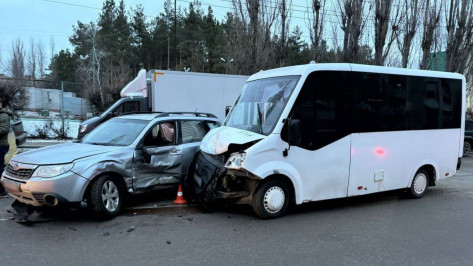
[[5, 164, 34, 180]]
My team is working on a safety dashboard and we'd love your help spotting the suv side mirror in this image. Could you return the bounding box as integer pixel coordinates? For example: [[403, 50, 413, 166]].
[[225, 106, 232, 116], [288, 119, 301, 146]]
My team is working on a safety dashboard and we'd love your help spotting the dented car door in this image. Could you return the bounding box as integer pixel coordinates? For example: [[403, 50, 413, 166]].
[[132, 121, 182, 190]]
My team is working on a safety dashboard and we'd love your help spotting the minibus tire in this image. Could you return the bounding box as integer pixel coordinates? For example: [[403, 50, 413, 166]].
[[408, 169, 429, 199], [252, 180, 290, 219], [89, 175, 123, 219]]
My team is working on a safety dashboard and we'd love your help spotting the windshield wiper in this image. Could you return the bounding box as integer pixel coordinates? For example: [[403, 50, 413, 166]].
[[256, 102, 264, 135]]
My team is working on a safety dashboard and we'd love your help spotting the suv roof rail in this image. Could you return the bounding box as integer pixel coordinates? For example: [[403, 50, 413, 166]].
[[155, 112, 217, 118], [117, 111, 162, 117], [116, 111, 217, 118]]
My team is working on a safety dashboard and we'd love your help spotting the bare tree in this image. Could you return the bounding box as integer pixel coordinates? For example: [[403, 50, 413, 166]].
[[308, 0, 327, 62], [49, 36, 55, 61], [279, 0, 291, 66], [9, 39, 25, 82], [445, 0, 473, 73], [397, 0, 421, 68], [27, 37, 37, 85], [420, 0, 442, 70], [231, 0, 279, 74], [338, 0, 372, 63], [373, 0, 402, 65], [36, 40, 46, 79], [77, 23, 106, 109]]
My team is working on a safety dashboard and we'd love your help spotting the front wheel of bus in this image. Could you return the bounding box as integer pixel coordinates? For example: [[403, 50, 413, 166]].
[[252, 180, 290, 219], [409, 169, 429, 199]]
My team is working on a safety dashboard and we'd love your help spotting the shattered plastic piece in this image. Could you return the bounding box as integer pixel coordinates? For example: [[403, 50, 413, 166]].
[[127, 226, 135, 233], [68, 226, 77, 231], [103, 232, 110, 237], [187, 217, 193, 222], [166, 240, 171, 245]]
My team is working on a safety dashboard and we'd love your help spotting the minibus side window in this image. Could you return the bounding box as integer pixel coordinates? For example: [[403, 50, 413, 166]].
[[283, 71, 349, 150]]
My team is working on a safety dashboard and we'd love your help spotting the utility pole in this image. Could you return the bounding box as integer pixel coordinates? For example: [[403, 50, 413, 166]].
[[167, 37, 170, 70], [174, 0, 177, 70]]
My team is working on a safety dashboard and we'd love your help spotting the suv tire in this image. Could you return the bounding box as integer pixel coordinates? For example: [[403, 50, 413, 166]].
[[89, 175, 123, 219]]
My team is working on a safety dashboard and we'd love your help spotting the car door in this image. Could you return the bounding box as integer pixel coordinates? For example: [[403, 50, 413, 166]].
[[132, 121, 182, 190], [179, 120, 219, 176]]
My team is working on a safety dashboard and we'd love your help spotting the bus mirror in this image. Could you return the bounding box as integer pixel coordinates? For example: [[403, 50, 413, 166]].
[[225, 106, 232, 116], [288, 119, 301, 146]]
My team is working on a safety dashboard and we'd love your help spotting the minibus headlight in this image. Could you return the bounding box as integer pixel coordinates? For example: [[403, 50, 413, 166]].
[[33, 163, 74, 178], [225, 152, 246, 170]]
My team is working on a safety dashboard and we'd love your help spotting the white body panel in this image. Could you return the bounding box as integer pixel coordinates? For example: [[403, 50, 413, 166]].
[[207, 63, 466, 205], [348, 129, 460, 196], [149, 70, 248, 120]]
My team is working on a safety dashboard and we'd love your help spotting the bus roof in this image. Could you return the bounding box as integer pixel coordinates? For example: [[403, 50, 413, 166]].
[[247, 63, 465, 82]]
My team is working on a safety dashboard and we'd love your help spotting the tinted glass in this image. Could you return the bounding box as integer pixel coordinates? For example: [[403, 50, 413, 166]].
[[284, 71, 462, 150], [283, 71, 349, 150], [124, 101, 140, 113]]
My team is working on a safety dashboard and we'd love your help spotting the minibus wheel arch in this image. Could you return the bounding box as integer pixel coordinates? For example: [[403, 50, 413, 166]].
[[418, 165, 436, 187], [255, 174, 296, 205]]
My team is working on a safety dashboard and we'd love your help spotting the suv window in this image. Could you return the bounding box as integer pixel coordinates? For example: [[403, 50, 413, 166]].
[[143, 121, 176, 147], [205, 121, 220, 130], [181, 121, 207, 144]]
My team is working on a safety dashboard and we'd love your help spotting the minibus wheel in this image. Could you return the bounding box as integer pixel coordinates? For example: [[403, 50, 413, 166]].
[[408, 169, 429, 199], [89, 175, 123, 219], [252, 179, 290, 219]]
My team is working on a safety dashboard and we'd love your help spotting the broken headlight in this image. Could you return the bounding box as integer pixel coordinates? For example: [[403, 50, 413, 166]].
[[32, 163, 74, 178], [225, 152, 246, 170]]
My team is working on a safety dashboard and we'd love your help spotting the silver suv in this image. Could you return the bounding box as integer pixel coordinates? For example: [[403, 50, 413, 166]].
[[1, 112, 220, 218]]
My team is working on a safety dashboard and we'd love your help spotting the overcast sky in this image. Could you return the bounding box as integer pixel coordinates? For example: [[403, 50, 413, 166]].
[[0, 0, 319, 74]]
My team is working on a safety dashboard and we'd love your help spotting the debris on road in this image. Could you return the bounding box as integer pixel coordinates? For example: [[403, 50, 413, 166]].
[[103, 232, 110, 237], [127, 226, 135, 233]]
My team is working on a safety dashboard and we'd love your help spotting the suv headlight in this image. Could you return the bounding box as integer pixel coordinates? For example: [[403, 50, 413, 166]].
[[32, 163, 74, 178], [79, 124, 88, 133], [225, 152, 246, 170]]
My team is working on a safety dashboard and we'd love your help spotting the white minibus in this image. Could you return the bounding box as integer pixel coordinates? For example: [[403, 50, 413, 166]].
[[185, 63, 465, 219]]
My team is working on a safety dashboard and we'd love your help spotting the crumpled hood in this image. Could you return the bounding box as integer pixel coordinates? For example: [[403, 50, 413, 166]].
[[200, 126, 264, 155], [12, 143, 123, 165]]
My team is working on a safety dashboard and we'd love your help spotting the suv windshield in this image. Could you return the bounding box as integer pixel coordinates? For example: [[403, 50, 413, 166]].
[[81, 118, 148, 146], [224, 75, 300, 135]]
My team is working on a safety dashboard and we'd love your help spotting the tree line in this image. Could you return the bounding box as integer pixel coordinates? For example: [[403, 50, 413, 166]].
[[2, 0, 472, 112]]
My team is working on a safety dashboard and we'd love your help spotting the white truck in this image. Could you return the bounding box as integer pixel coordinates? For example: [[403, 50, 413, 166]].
[[78, 69, 248, 138]]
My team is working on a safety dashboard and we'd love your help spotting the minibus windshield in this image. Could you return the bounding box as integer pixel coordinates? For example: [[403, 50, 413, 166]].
[[224, 75, 300, 135]]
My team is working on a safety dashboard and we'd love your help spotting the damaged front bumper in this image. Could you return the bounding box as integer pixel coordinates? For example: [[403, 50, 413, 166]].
[[185, 151, 259, 204], [0, 171, 89, 208]]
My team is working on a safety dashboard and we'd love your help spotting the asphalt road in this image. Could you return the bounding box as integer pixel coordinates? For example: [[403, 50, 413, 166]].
[[1, 158, 473, 265]]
